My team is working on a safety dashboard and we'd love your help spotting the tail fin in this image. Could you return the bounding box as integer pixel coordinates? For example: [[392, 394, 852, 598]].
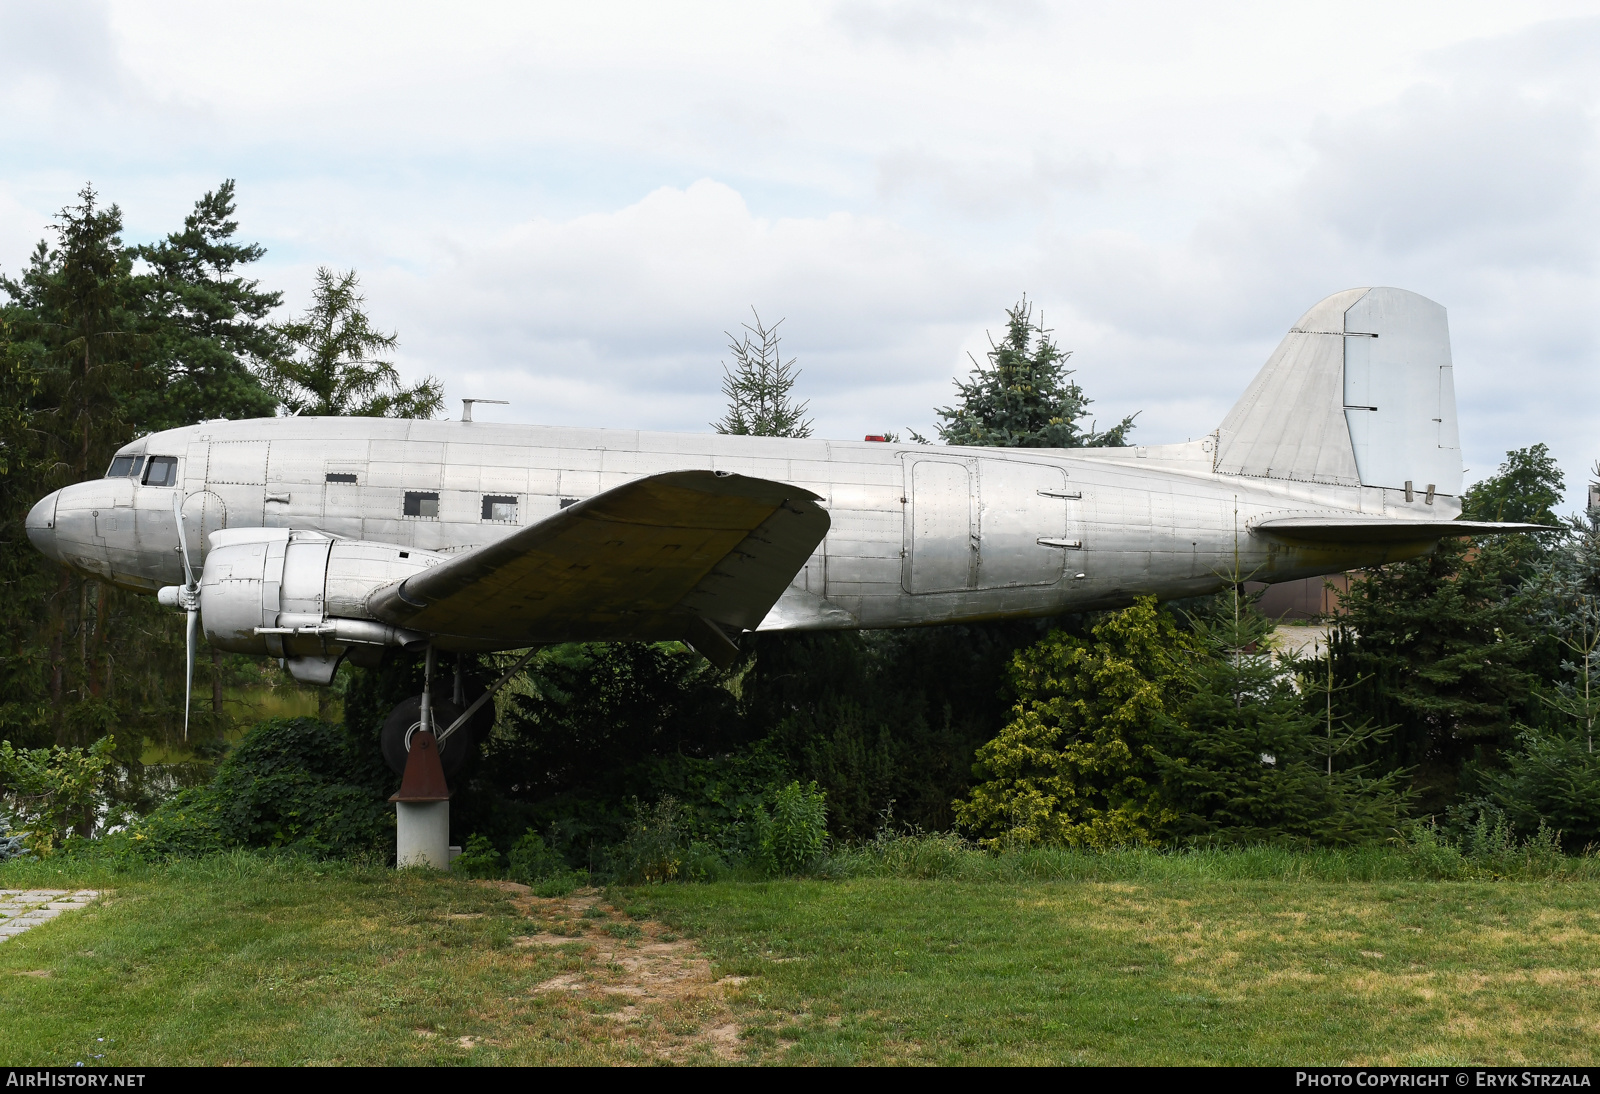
[[1213, 287, 1463, 498]]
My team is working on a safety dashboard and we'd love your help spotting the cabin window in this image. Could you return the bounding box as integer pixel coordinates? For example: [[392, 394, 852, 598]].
[[559, 497, 579, 509], [403, 491, 440, 518], [481, 495, 518, 522], [326, 472, 358, 484], [142, 456, 178, 487], [106, 455, 135, 478]]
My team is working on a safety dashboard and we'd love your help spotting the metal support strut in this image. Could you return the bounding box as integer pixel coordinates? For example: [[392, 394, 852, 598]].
[[404, 645, 541, 752], [419, 644, 436, 736]]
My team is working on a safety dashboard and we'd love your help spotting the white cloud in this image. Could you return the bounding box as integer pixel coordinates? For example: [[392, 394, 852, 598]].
[[2, 0, 1599, 502]]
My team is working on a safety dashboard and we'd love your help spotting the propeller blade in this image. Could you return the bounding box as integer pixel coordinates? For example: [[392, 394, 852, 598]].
[[172, 491, 195, 588], [184, 607, 197, 741], [173, 492, 199, 740]]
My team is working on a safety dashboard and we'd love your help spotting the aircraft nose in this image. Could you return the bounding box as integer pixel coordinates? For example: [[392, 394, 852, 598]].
[[25, 490, 61, 561]]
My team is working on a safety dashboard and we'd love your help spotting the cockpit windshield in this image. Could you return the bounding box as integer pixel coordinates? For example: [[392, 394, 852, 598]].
[[106, 455, 136, 478], [142, 456, 178, 487]]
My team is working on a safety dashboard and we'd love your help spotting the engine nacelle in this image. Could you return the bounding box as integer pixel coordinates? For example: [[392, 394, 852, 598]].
[[197, 528, 437, 684]]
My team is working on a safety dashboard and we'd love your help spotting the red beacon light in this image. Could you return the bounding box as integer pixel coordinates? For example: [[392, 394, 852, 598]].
[[864, 435, 889, 442]]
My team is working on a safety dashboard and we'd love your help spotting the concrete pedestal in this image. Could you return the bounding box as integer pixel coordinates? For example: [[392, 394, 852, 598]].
[[396, 800, 451, 869]]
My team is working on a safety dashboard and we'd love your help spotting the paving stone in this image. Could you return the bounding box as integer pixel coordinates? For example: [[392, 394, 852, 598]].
[[0, 890, 99, 943]]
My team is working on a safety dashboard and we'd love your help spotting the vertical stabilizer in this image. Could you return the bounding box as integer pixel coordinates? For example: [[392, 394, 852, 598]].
[[1214, 287, 1463, 498]]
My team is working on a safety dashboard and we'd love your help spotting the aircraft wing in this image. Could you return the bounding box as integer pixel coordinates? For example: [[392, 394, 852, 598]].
[[1251, 514, 1557, 544], [366, 470, 829, 666]]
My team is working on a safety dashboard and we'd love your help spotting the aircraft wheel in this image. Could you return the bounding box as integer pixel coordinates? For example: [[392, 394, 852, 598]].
[[380, 696, 470, 780]]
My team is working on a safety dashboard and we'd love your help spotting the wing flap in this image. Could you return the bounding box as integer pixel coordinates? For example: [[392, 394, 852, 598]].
[[366, 470, 829, 654]]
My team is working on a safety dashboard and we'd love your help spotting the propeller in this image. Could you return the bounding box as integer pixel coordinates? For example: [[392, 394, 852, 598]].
[[172, 492, 199, 740]]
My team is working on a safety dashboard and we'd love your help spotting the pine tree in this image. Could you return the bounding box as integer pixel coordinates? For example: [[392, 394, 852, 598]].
[[259, 267, 443, 418], [128, 179, 282, 430], [953, 597, 1188, 848], [712, 309, 812, 438], [934, 297, 1135, 448]]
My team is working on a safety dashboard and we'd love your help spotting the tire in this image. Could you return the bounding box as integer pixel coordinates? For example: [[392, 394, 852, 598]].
[[380, 695, 472, 780]]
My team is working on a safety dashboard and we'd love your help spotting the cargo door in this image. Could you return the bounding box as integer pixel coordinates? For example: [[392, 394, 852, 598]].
[[977, 460, 1074, 588], [906, 459, 975, 593]]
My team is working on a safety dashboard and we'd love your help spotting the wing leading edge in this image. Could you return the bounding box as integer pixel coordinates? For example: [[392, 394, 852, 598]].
[[366, 470, 829, 666]]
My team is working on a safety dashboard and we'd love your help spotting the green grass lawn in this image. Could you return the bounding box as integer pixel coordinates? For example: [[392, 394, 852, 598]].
[[2, 854, 1597, 1065]]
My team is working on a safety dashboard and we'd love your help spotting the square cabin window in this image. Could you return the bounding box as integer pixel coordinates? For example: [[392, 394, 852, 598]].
[[403, 491, 439, 518], [482, 495, 518, 522], [142, 456, 177, 487]]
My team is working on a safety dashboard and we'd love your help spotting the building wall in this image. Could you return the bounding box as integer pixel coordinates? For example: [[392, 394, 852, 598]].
[[1249, 572, 1352, 620]]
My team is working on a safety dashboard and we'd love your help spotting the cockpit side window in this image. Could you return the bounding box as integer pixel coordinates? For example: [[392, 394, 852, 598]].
[[142, 456, 178, 487], [107, 455, 135, 478]]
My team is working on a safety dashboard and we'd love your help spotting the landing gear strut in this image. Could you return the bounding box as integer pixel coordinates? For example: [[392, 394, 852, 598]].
[[379, 646, 540, 779]]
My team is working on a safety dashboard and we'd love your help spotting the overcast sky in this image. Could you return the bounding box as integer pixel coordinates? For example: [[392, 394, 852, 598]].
[[3, 1, 1597, 506]]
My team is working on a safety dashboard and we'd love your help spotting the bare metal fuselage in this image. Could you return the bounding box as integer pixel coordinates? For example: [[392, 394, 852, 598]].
[[27, 415, 1446, 636]]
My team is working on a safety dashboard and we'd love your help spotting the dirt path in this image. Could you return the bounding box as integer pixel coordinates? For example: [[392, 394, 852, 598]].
[[478, 881, 748, 1062]]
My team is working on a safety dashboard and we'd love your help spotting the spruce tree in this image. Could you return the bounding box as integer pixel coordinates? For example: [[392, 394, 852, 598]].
[[129, 179, 282, 430], [1329, 446, 1563, 810], [1, 186, 139, 481], [712, 309, 812, 438], [259, 267, 443, 418], [0, 187, 191, 751], [1477, 473, 1600, 845], [0, 316, 52, 747], [1154, 589, 1409, 846], [934, 297, 1135, 448], [1332, 538, 1537, 809]]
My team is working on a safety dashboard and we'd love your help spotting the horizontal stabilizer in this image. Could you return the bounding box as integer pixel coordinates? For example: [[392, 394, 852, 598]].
[[1251, 515, 1556, 544], [366, 470, 830, 655]]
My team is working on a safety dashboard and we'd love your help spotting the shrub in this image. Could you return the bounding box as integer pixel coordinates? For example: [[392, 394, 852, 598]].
[[507, 830, 565, 883], [452, 833, 502, 879], [1401, 812, 1569, 880], [954, 599, 1190, 849], [0, 736, 117, 855], [606, 797, 688, 884], [132, 718, 392, 859], [1475, 727, 1600, 850], [761, 780, 828, 875], [506, 829, 587, 895], [0, 817, 29, 861]]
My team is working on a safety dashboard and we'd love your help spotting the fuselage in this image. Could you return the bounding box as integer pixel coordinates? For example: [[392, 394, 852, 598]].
[[26, 416, 1452, 635]]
